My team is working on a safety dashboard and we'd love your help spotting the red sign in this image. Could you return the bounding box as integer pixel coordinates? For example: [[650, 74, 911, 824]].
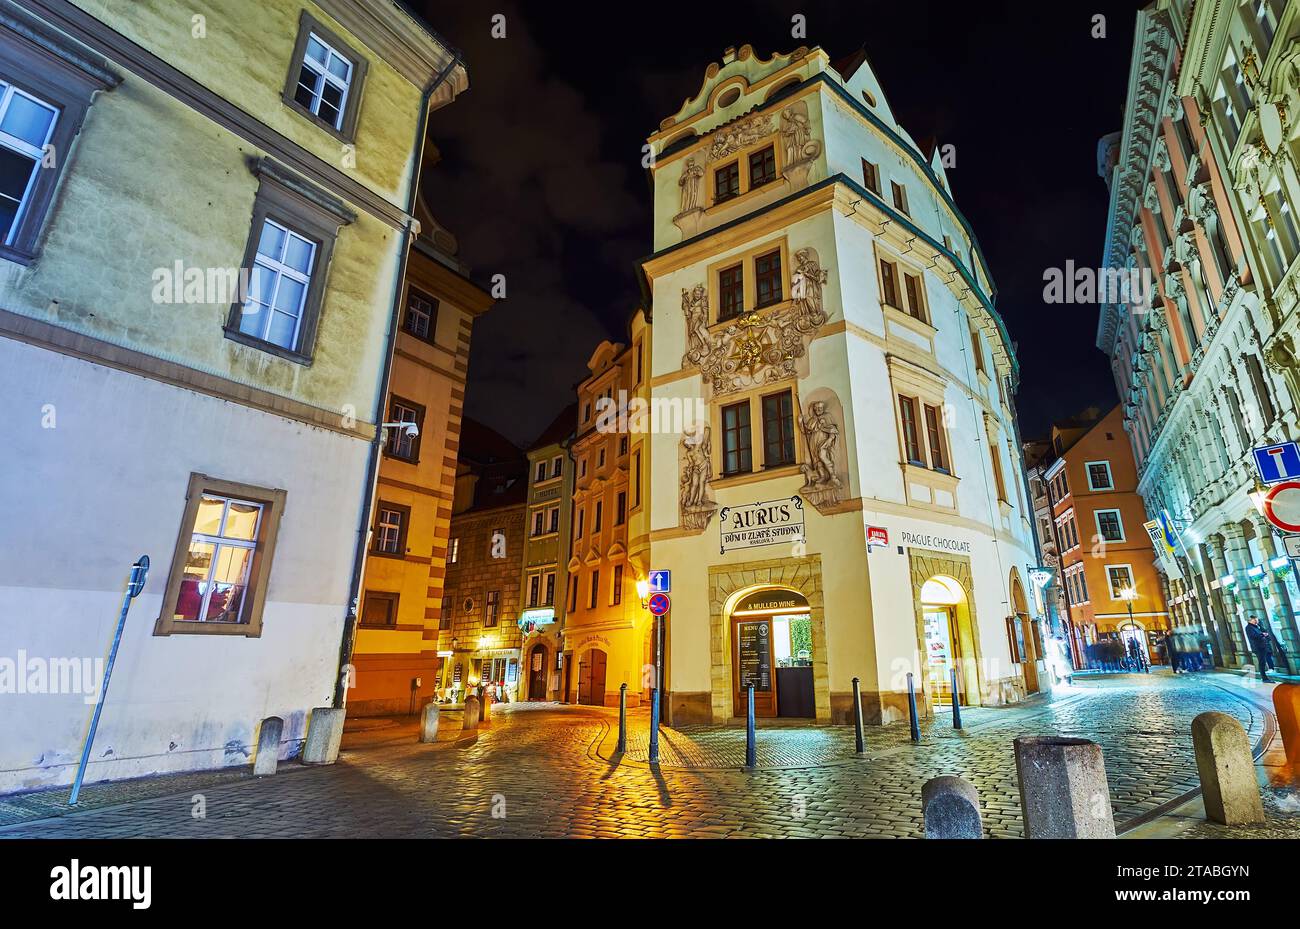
[[1263, 481, 1300, 533], [867, 526, 889, 547], [648, 593, 671, 616]]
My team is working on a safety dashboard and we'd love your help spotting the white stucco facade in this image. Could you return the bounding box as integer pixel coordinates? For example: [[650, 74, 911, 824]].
[[642, 46, 1043, 726]]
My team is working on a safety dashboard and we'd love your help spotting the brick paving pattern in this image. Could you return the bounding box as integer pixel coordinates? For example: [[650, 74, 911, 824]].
[[0, 672, 1293, 839]]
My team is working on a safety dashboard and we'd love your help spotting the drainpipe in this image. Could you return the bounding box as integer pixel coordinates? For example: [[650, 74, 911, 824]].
[[332, 49, 464, 708]]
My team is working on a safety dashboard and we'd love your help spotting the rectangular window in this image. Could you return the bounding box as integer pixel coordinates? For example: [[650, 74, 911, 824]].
[[924, 404, 947, 473], [404, 288, 438, 342], [238, 219, 318, 352], [156, 474, 286, 637], [899, 396, 923, 465], [633, 450, 642, 507], [589, 569, 600, 610], [761, 390, 796, 467], [1086, 461, 1114, 491], [1106, 565, 1134, 600], [528, 574, 540, 608], [0, 82, 57, 249], [385, 397, 423, 462], [598, 447, 606, 469], [594, 500, 603, 532], [373, 503, 409, 556], [228, 160, 353, 362], [576, 507, 584, 538], [754, 249, 783, 308], [748, 145, 777, 189], [1095, 509, 1125, 542], [531, 510, 545, 537], [570, 576, 579, 612], [612, 564, 624, 605], [439, 595, 452, 630], [879, 259, 899, 308], [970, 327, 986, 374], [551, 456, 563, 478], [361, 591, 398, 627], [447, 537, 459, 564], [485, 590, 500, 627], [535, 461, 548, 484], [715, 161, 740, 203], [544, 572, 556, 606], [284, 12, 368, 140], [616, 491, 626, 525], [548, 506, 560, 534], [989, 439, 1007, 501], [861, 158, 880, 194], [903, 273, 926, 322], [892, 180, 910, 215], [718, 264, 744, 321], [721, 400, 753, 475]]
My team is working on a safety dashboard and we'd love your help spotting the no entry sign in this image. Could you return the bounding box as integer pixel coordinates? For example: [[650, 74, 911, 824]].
[[1263, 481, 1300, 533]]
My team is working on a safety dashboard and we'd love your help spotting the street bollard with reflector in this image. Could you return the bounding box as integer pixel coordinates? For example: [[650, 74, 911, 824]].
[[951, 667, 963, 730], [852, 676, 865, 753], [907, 672, 921, 742], [745, 685, 756, 768], [617, 682, 628, 754]]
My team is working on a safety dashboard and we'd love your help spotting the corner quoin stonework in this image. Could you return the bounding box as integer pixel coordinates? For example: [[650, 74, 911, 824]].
[[704, 554, 829, 725]]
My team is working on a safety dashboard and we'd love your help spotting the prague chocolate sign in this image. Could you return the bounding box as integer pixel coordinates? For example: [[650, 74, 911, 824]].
[[719, 495, 806, 554]]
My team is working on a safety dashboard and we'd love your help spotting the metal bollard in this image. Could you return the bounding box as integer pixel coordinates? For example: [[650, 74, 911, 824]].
[[907, 672, 921, 742], [648, 687, 660, 765], [745, 685, 757, 768], [951, 667, 963, 730], [617, 682, 628, 754], [852, 676, 865, 753]]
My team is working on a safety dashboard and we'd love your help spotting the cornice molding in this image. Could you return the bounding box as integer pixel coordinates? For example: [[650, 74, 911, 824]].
[[314, 0, 466, 95]]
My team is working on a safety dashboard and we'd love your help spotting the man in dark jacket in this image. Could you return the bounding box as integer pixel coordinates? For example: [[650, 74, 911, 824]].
[[1245, 615, 1278, 683]]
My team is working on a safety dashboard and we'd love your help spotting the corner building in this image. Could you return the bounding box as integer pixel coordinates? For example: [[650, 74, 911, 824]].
[[642, 46, 1044, 726]]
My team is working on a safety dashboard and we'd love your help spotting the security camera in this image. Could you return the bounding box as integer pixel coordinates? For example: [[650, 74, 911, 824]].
[[402, 422, 419, 439]]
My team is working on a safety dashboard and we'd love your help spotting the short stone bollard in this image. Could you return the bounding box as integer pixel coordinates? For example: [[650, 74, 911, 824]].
[[1192, 711, 1264, 825], [253, 716, 283, 776], [1273, 683, 1300, 768], [302, 707, 346, 765], [1014, 736, 1115, 838], [922, 775, 984, 838], [462, 695, 480, 731], [419, 702, 440, 743]]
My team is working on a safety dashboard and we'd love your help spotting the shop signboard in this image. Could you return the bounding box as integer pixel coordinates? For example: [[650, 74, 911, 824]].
[[719, 496, 805, 554], [737, 620, 772, 692]]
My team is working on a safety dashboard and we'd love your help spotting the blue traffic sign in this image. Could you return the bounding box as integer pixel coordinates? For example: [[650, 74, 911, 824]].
[[648, 593, 671, 616], [1253, 441, 1300, 485], [648, 570, 671, 594]]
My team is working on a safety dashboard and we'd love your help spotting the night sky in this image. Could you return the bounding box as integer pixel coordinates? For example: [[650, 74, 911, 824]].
[[414, 0, 1147, 447]]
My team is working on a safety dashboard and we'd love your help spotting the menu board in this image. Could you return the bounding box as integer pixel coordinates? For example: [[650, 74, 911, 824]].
[[737, 621, 772, 692]]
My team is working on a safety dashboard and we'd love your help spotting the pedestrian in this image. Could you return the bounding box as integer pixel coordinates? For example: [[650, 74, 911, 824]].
[[1245, 614, 1278, 683], [1165, 633, 1180, 673]]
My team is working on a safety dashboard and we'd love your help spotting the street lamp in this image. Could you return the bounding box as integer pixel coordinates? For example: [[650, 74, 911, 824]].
[[1117, 586, 1147, 672], [635, 578, 650, 608]]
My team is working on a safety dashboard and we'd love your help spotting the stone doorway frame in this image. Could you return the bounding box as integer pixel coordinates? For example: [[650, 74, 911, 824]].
[[708, 554, 828, 723], [909, 548, 985, 709]]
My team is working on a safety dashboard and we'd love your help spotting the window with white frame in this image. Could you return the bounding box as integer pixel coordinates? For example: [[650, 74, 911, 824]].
[[1085, 460, 1114, 491], [1106, 564, 1135, 599], [403, 288, 438, 342], [174, 494, 263, 624], [0, 81, 56, 246], [447, 537, 459, 564], [374, 506, 406, 555], [239, 219, 317, 351], [1095, 508, 1125, 542], [282, 12, 370, 140]]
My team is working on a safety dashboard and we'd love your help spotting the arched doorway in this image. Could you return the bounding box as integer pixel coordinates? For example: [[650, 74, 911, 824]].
[[527, 643, 548, 700], [577, 648, 607, 706], [1010, 570, 1039, 691], [920, 576, 971, 706], [727, 587, 814, 718]]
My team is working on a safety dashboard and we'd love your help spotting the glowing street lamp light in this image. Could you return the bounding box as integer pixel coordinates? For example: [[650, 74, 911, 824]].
[[635, 578, 650, 608]]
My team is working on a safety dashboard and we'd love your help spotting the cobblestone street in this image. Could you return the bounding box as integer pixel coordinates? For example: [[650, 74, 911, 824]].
[[3, 672, 1297, 839]]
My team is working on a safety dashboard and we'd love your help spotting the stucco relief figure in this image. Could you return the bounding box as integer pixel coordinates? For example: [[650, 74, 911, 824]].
[[798, 401, 843, 507], [708, 114, 772, 161], [779, 100, 821, 164], [678, 157, 704, 214], [679, 426, 716, 531], [681, 283, 712, 367], [681, 252, 834, 400]]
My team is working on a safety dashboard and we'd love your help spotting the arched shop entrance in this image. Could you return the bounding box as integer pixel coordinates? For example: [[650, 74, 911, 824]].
[[527, 643, 548, 700], [920, 575, 976, 706], [1010, 570, 1039, 691], [728, 587, 815, 718], [577, 648, 607, 706]]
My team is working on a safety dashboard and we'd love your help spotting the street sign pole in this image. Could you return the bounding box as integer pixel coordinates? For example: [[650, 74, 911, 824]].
[[70, 556, 149, 806]]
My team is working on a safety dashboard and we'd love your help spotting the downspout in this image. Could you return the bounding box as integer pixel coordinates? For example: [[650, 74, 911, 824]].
[[332, 49, 464, 707]]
